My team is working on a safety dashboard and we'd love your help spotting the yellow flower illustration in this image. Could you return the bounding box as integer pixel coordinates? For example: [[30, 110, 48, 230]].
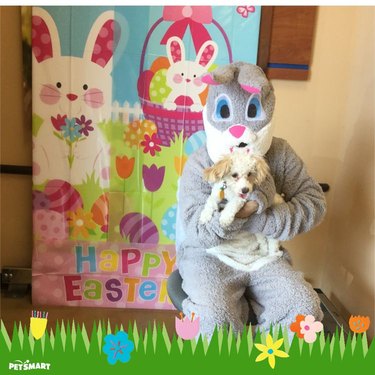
[[67, 208, 96, 239], [255, 334, 289, 369]]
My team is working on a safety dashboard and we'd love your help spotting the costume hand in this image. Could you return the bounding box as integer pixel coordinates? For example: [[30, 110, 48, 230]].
[[235, 200, 259, 219], [250, 172, 277, 214]]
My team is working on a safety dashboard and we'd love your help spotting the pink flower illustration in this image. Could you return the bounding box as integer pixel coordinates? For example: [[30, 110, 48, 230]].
[[142, 164, 165, 192], [51, 114, 67, 131], [76, 115, 94, 136], [175, 313, 200, 340], [300, 315, 323, 343], [140, 133, 162, 157]]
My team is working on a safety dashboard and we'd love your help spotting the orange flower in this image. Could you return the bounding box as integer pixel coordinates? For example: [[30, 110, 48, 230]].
[[116, 155, 135, 179], [349, 315, 370, 333], [174, 156, 187, 176], [67, 208, 96, 239], [290, 314, 306, 338]]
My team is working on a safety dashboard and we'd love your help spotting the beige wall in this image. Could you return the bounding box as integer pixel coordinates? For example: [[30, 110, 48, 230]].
[[1, 6, 374, 337], [0, 6, 33, 268], [273, 6, 374, 338]]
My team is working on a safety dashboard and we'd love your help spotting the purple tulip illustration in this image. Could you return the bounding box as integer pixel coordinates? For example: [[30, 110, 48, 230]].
[[142, 164, 165, 192]]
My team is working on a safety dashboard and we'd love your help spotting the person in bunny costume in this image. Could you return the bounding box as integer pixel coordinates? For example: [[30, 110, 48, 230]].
[[32, 7, 125, 187], [177, 62, 327, 337]]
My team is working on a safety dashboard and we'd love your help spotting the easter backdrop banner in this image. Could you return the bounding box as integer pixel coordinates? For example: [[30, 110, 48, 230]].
[[31, 6, 262, 309]]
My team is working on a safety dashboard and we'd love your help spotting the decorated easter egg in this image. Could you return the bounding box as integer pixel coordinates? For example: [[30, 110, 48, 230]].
[[161, 205, 177, 242], [149, 69, 171, 104], [119, 212, 159, 244], [44, 179, 83, 214], [137, 70, 154, 101], [33, 209, 68, 240], [124, 119, 158, 148], [91, 193, 109, 228], [184, 130, 207, 155], [33, 190, 50, 210], [150, 56, 170, 74]]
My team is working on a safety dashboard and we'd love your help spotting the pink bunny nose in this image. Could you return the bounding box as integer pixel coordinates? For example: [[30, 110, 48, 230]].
[[186, 78, 191, 83], [229, 125, 246, 138], [66, 93, 78, 101]]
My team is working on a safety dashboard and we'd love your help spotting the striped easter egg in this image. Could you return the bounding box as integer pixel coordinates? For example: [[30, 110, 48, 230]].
[[184, 130, 207, 155], [91, 193, 109, 227], [44, 179, 83, 214], [119, 213, 159, 244]]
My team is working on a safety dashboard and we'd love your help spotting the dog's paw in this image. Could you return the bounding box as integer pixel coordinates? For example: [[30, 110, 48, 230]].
[[219, 214, 234, 228], [199, 211, 212, 224]]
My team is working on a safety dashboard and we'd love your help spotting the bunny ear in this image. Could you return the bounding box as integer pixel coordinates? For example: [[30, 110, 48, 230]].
[[84, 11, 121, 69], [196, 40, 218, 69], [32, 8, 61, 63], [166, 37, 185, 64]]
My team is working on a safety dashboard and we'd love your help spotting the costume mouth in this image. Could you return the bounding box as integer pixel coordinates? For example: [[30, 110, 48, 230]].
[[237, 142, 248, 148]]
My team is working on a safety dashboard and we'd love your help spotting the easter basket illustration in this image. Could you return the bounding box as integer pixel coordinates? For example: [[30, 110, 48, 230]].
[[137, 6, 233, 146]]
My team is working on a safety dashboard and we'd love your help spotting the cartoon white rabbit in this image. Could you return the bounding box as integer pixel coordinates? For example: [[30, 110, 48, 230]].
[[32, 7, 126, 187], [163, 36, 218, 112]]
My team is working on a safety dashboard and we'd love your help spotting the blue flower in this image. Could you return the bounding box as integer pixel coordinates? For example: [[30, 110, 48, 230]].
[[103, 331, 134, 365], [61, 118, 82, 142]]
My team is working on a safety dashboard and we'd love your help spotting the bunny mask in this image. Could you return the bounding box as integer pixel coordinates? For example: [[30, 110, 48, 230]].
[[201, 62, 276, 163]]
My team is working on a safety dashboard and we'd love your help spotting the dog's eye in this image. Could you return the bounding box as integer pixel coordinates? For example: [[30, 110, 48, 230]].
[[214, 95, 232, 121], [232, 173, 238, 178], [247, 172, 252, 177]]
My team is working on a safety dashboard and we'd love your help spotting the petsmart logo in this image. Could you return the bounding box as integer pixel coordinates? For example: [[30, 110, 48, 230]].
[[9, 360, 51, 371]]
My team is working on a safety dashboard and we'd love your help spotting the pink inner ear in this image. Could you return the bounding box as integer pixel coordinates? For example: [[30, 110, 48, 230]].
[[199, 44, 215, 67], [91, 20, 120, 68], [201, 73, 220, 85], [32, 16, 53, 62], [170, 40, 182, 63], [241, 84, 261, 94]]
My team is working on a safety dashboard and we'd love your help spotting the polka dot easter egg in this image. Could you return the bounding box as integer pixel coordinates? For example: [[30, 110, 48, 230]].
[[149, 69, 171, 104], [119, 212, 159, 244], [33, 209, 68, 241], [161, 204, 177, 242], [33, 190, 50, 210], [124, 119, 158, 148]]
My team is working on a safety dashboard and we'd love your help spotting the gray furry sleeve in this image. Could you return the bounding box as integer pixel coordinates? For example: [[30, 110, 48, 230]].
[[178, 150, 245, 248], [243, 138, 327, 241]]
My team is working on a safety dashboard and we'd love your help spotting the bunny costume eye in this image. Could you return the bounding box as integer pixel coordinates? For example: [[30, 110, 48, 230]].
[[246, 95, 265, 120], [56, 82, 62, 88], [214, 94, 233, 121], [83, 84, 88, 90]]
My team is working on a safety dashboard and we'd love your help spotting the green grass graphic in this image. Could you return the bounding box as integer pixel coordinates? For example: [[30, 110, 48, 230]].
[[0, 319, 373, 374]]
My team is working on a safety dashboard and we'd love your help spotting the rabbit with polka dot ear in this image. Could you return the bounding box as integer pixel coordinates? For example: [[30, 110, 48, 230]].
[[163, 36, 218, 112], [32, 7, 126, 187]]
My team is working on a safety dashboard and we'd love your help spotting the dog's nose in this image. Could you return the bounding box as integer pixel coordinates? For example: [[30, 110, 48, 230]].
[[241, 187, 250, 194], [229, 125, 246, 138], [66, 93, 78, 101]]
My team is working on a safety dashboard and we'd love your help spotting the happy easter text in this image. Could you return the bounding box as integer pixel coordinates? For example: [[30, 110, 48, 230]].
[[63, 245, 175, 304]]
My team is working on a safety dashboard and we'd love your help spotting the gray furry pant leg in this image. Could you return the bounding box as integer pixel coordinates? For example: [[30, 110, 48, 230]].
[[179, 251, 323, 338]]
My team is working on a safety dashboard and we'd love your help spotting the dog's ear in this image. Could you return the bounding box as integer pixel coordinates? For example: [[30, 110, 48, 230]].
[[204, 156, 232, 182], [253, 156, 270, 186]]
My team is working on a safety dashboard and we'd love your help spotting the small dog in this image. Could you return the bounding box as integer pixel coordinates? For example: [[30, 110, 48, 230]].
[[200, 149, 270, 227], [199, 149, 284, 271]]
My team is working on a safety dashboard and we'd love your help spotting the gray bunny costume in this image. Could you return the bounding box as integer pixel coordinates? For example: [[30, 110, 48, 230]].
[[176, 62, 326, 337]]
